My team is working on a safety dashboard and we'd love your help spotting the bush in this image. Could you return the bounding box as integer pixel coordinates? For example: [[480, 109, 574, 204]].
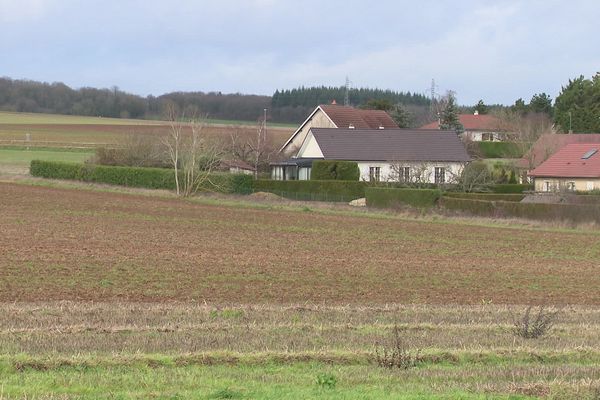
[[311, 160, 360, 181], [365, 187, 442, 209], [315, 373, 337, 389], [444, 192, 525, 202], [253, 179, 366, 202], [513, 306, 557, 339], [477, 142, 524, 158], [30, 160, 251, 194], [375, 325, 420, 369], [491, 184, 533, 193]]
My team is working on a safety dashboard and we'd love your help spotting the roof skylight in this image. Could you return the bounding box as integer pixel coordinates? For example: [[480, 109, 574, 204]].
[[581, 149, 598, 160]]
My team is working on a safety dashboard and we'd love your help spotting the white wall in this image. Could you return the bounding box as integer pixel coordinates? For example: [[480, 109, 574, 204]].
[[281, 108, 336, 155], [357, 161, 465, 183], [297, 133, 324, 158]]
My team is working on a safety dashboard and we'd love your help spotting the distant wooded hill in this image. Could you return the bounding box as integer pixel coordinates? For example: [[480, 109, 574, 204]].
[[0, 77, 430, 124]]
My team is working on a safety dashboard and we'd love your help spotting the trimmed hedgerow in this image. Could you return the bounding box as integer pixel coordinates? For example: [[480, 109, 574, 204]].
[[443, 192, 525, 202], [311, 160, 360, 181], [365, 187, 442, 209], [477, 142, 524, 158], [490, 184, 533, 194], [439, 197, 498, 217], [29, 160, 252, 194], [252, 179, 366, 202], [439, 196, 600, 223]]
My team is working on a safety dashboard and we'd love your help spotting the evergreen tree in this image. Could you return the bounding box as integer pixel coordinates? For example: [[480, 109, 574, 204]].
[[512, 98, 528, 115], [474, 99, 488, 114], [389, 104, 412, 128], [439, 93, 464, 134], [529, 92, 553, 116], [554, 74, 600, 133]]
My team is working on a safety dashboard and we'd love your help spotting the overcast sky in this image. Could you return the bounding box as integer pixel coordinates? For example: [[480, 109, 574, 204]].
[[1, 0, 598, 105]]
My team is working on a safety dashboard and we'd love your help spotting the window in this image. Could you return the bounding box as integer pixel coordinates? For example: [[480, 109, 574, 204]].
[[582, 149, 598, 160], [434, 167, 445, 184], [543, 181, 552, 192], [587, 181, 595, 191], [399, 167, 410, 182], [369, 166, 381, 182], [566, 182, 576, 191]]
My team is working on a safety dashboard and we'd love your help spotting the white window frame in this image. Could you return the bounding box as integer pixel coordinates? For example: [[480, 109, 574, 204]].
[[434, 167, 445, 184], [369, 166, 381, 182]]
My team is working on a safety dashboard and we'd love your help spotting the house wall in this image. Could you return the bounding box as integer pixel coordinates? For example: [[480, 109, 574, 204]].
[[533, 177, 600, 192], [357, 162, 465, 183], [463, 130, 506, 142], [281, 109, 336, 155]]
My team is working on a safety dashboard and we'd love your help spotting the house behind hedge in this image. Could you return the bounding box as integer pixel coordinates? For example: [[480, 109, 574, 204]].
[[271, 127, 470, 183], [528, 143, 600, 192]]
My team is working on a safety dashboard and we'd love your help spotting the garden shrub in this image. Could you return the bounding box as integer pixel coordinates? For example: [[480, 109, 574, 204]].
[[477, 142, 524, 158], [365, 187, 442, 209], [311, 160, 360, 181]]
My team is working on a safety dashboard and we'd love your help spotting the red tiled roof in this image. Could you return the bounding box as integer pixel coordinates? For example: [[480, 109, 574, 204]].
[[528, 143, 600, 178], [420, 114, 502, 131], [319, 105, 398, 129], [518, 133, 600, 169]]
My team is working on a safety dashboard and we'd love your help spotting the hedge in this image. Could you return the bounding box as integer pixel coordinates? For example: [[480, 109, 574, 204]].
[[365, 187, 442, 209], [439, 196, 600, 224], [477, 142, 524, 158], [311, 160, 360, 181], [253, 179, 366, 202], [30, 160, 253, 194], [443, 192, 525, 202], [490, 184, 533, 193]]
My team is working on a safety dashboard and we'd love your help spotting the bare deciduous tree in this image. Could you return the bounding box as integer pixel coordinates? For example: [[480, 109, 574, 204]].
[[163, 102, 222, 197]]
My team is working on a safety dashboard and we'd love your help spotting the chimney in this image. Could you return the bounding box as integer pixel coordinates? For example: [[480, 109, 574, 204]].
[[331, 99, 337, 105], [348, 124, 355, 129], [474, 110, 479, 116]]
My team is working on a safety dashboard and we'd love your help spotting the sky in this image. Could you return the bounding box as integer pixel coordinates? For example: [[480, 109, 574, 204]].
[[1, 0, 599, 105]]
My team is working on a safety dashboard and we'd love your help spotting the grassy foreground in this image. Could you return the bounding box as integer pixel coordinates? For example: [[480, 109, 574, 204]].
[[1, 303, 599, 399]]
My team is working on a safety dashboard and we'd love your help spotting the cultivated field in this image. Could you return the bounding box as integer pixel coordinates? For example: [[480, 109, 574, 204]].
[[2, 144, 600, 397], [0, 111, 293, 148], [2, 182, 600, 304]]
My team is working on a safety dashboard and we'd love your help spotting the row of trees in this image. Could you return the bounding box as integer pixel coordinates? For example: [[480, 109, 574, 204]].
[[0, 77, 433, 124]]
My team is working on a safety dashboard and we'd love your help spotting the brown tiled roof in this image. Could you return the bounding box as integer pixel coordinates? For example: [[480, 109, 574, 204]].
[[310, 128, 470, 162], [528, 143, 600, 178], [220, 159, 256, 171], [420, 114, 503, 131], [518, 133, 600, 169], [319, 105, 398, 129]]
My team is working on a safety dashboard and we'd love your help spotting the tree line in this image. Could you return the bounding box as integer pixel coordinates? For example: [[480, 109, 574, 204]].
[[0, 77, 430, 124]]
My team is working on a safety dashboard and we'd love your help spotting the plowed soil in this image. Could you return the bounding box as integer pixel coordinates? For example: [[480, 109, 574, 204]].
[[1, 183, 599, 304]]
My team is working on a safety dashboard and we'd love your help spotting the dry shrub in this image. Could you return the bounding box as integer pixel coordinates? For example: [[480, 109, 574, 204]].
[[513, 305, 558, 339], [374, 324, 420, 369]]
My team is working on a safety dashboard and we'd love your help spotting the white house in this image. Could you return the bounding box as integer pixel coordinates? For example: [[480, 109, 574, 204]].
[[271, 128, 471, 183], [420, 112, 511, 142], [279, 104, 398, 155]]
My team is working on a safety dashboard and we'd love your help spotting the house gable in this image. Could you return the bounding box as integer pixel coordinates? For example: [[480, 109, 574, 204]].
[[279, 106, 337, 155], [297, 131, 324, 158]]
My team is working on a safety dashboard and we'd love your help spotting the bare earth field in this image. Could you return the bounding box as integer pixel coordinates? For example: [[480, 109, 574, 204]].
[[1, 182, 599, 304], [0, 112, 294, 148], [1, 182, 600, 398]]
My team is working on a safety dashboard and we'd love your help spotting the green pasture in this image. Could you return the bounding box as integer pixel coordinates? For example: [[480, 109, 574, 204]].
[[0, 147, 93, 169]]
